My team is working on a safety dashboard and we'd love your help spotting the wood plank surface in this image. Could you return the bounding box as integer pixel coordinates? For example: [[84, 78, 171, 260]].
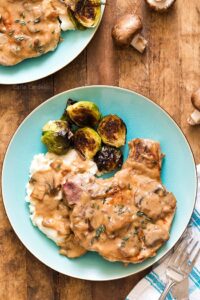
[[0, 1, 200, 299]]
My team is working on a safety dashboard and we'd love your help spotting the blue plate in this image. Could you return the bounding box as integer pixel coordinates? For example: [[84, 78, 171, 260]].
[[2, 86, 197, 280], [0, 6, 105, 85]]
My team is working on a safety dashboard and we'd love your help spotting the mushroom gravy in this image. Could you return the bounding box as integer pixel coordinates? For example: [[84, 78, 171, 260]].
[[27, 139, 176, 263]]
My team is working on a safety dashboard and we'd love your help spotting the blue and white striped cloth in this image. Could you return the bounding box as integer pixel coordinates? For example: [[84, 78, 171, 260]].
[[126, 165, 200, 300]]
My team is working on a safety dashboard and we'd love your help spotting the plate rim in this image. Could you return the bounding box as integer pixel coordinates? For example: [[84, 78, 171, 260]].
[[0, 5, 105, 85], [1, 85, 198, 281]]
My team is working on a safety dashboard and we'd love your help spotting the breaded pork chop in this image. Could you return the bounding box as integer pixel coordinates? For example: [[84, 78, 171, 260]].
[[68, 139, 176, 263]]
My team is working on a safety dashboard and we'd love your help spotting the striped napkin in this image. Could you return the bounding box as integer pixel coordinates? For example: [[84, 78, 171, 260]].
[[126, 165, 200, 300]]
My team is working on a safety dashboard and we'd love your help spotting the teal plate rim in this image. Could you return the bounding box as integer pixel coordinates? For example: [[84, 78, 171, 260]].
[[1, 85, 198, 281]]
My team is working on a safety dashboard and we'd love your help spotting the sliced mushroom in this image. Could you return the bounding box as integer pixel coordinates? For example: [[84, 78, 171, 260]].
[[187, 88, 200, 125], [59, 233, 87, 258], [143, 223, 169, 247], [145, 0, 176, 12], [112, 14, 147, 53]]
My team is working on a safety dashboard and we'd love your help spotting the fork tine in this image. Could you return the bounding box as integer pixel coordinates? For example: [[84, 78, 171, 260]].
[[168, 238, 186, 265], [189, 242, 200, 267], [173, 238, 191, 266], [189, 241, 198, 256], [178, 239, 198, 268], [179, 251, 189, 270], [180, 240, 197, 271]]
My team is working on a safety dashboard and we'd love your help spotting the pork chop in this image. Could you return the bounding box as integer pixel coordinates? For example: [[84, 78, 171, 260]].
[[69, 139, 176, 263]]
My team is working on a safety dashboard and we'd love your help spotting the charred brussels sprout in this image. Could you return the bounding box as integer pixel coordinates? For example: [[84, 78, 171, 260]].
[[67, 101, 101, 127], [97, 115, 126, 148], [94, 145, 123, 173], [67, 7, 86, 30], [73, 0, 101, 28], [41, 120, 72, 155], [73, 127, 101, 159], [61, 98, 78, 121]]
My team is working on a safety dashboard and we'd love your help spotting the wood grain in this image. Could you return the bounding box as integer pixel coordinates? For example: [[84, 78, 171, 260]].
[[0, 0, 200, 299]]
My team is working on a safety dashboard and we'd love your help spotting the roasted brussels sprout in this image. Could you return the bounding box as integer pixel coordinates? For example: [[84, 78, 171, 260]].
[[41, 120, 72, 155], [97, 115, 126, 148], [94, 145, 123, 173], [67, 7, 86, 30], [73, 127, 101, 159], [73, 0, 101, 28], [61, 98, 78, 121], [67, 101, 101, 127]]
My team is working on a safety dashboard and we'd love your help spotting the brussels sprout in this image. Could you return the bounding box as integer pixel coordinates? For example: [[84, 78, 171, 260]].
[[97, 115, 126, 148], [94, 145, 123, 173], [73, 0, 101, 28], [73, 127, 101, 159], [41, 120, 72, 155], [67, 7, 86, 30], [61, 98, 78, 121], [67, 101, 101, 127]]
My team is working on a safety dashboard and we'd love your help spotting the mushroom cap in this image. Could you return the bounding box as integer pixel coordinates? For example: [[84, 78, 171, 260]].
[[145, 0, 176, 12], [191, 88, 200, 111], [112, 14, 143, 47]]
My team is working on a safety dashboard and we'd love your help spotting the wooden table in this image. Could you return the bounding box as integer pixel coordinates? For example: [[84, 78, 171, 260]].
[[1, 1, 200, 299]]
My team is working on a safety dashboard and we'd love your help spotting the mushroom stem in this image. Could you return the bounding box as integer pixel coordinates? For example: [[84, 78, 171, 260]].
[[130, 34, 148, 53], [187, 109, 200, 126]]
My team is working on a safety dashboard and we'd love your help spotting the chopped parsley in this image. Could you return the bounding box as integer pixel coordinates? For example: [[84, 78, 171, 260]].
[[34, 17, 41, 24], [121, 238, 129, 248], [8, 30, 15, 36], [95, 225, 105, 238], [91, 203, 100, 210], [15, 36, 25, 42], [136, 211, 152, 222], [117, 204, 125, 215], [122, 236, 129, 241], [20, 20, 26, 26], [136, 211, 145, 217], [33, 41, 44, 53], [15, 19, 26, 25]]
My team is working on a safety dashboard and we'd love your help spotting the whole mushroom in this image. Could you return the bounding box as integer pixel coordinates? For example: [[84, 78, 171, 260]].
[[145, 0, 176, 12], [111, 14, 148, 53], [187, 88, 200, 126]]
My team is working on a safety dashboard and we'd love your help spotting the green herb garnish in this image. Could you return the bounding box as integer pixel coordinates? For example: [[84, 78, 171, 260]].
[[136, 211, 152, 222], [8, 30, 15, 36], [136, 211, 145, 217], [20, 20, 26, 26], [95, 225, 105, 238], [122, 236, 129, 241], [15, 36, 25, 42], [34, 17, 41, 24]]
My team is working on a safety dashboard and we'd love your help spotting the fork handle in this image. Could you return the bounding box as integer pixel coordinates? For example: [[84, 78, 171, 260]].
[[158, 279, 176, 300]]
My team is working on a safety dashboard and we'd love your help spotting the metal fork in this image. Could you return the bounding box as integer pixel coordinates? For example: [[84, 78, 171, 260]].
[[158, 237, 200, 300]]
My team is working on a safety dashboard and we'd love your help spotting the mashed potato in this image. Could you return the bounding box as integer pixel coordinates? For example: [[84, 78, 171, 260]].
[[26, 149, 97, 246]]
